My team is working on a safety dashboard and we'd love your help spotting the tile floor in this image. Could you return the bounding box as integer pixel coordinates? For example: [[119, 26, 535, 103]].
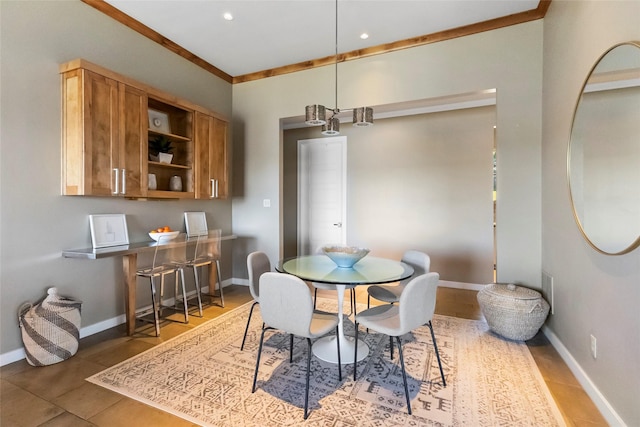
[[1, 285, 608, 426]]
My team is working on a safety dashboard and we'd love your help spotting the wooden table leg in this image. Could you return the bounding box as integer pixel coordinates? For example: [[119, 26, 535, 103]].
[[122, 253, 137, 336]]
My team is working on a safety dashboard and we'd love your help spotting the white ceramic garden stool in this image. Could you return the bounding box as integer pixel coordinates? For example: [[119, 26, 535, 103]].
[[477, 283, 550, 341]]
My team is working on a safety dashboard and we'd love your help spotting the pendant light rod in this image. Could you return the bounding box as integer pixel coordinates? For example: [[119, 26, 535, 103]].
[[332, 0, 338, 115], [305, 0, 373, 133]]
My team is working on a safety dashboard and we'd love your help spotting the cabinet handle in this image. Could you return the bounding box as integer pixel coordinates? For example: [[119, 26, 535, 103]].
[[113, 168, 119, 195], [215, 179, 219, 198], [121, 169, 126, 195], [210, 179, 217, 199]]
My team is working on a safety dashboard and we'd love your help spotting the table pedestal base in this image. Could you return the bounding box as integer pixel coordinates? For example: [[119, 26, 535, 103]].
[[313, 334, 369, 364], [312, 283, 369, 363]]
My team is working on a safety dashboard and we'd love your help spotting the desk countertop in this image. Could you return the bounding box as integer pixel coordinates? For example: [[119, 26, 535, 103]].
[[63, 234, 237, 260]]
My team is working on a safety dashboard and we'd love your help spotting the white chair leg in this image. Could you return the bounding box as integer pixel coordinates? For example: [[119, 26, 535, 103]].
[[396, 336, 412, 415], [303, 338, 311, 420], [240, 301, 258, 351], [428, 320, 446, 386]]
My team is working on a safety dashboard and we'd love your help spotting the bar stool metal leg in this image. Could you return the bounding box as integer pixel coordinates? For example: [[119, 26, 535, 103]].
[[159, 269, 189, 323], [190, 264, 205, 317], [149, 275, 161, 337], [216, 259, 225, 307]]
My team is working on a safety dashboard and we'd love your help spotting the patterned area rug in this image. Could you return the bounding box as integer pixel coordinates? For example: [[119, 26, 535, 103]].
[[87, 298, 565, 426]]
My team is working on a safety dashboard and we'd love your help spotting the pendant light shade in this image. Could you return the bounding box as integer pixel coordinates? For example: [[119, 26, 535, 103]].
[[321, 116, 340, 135], [353, 107, 373, 127], [305, 104, 327, 125]]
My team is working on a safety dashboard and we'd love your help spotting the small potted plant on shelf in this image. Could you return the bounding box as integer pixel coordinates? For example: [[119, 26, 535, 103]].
[[149, 135, 173, 164]]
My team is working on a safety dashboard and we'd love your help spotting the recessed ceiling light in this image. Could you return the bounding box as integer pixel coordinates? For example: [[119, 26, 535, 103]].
[[223, 12, 233, 21], [360, 33, 369, 40]]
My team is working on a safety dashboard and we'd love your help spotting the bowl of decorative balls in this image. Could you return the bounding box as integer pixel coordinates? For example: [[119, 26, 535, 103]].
[[149, 226, 179, 242]]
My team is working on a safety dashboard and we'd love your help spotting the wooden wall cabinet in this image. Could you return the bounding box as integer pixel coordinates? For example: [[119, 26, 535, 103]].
[[62, 69, 146, 197], [195, 112, 228, 199], [61, 59, 228, 200]]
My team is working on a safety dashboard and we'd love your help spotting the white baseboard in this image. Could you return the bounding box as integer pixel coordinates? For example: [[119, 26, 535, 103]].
[[79, 314, 126, 339], [438, 280, 486, 291], [0, 348, 26, 366], [0, 313, 127, 366], [233, 278, 249, 287], [542, 325, 626, 427], [1, 280, 237, 367], [6, 275, 620, 427]]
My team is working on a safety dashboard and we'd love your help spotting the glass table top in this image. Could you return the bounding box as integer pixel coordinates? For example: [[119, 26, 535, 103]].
[[276, 255, 414, 285]]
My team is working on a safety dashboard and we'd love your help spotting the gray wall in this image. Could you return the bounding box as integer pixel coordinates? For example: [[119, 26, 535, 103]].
[[542, 1, 640, 425], [0, 1, 232, 358], [232, 2, 639, 424], [2, 0, 638, 424], [232, 21, 542, 292], [283, 106, 497, 284]]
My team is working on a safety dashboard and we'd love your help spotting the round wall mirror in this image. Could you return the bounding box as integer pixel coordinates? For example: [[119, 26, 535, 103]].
[[568, 41, 640, 255]]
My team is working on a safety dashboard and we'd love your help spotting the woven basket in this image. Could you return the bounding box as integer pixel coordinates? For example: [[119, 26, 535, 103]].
[[477, 283, 549, 341], [18, 288, 82, 366]]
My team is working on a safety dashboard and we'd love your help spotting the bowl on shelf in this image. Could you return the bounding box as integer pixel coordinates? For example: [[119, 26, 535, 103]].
[[148, 231, 179, 242], [322, 245, 370, 268]]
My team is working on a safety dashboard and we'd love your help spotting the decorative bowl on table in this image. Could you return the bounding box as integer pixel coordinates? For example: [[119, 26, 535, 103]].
[[148, 231, 179, 242], [322, 245, 370, 268]]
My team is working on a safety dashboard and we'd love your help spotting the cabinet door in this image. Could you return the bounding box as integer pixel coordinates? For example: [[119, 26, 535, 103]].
[[119, 83, 147, 197], [62, 69, 146, 197], [85, 70, 120, 196], [195, 113, 228, 199], [62, 69, 120, 196]]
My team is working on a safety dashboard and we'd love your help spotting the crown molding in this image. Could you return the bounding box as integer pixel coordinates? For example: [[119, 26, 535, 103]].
[[82, 0, 551, 85]]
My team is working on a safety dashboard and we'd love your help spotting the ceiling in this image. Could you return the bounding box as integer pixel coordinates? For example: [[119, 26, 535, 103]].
[[92, 0, 547, 83]]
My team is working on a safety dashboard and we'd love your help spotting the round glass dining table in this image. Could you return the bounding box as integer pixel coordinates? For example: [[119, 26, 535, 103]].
[[276, 255, 414, 364]]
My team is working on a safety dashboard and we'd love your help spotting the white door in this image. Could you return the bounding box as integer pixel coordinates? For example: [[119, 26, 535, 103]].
[[298, 136, 347, 255]]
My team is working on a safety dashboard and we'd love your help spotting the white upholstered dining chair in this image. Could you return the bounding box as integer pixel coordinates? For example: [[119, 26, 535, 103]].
[[252, 272, 342, 420], [241, 251, 271, 351], [366, 250, 430, 307], [354, 272, 446, 415]]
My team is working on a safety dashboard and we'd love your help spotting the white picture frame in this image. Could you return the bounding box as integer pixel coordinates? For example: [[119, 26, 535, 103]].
[[184, 211, 208, 237], [148, 109, 171, 133], [89, 214, 130, 248]]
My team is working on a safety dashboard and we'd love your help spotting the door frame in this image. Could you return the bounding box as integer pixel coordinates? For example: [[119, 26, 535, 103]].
[[297, 136, 348, 255]]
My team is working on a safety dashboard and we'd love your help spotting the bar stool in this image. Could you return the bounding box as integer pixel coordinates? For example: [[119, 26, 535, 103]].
[[184, 212, 224, 308], [172, 233, 206, 317], [136, 234, 188, 336], [186, 229, 224, 308]]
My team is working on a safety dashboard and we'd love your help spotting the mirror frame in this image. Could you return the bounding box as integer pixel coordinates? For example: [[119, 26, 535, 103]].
[[567, 41, 640, 255]]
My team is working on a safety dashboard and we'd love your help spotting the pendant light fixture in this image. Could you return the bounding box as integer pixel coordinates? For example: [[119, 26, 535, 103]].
[[304, 0, 373, 135], [353, 107, 373, 127]]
